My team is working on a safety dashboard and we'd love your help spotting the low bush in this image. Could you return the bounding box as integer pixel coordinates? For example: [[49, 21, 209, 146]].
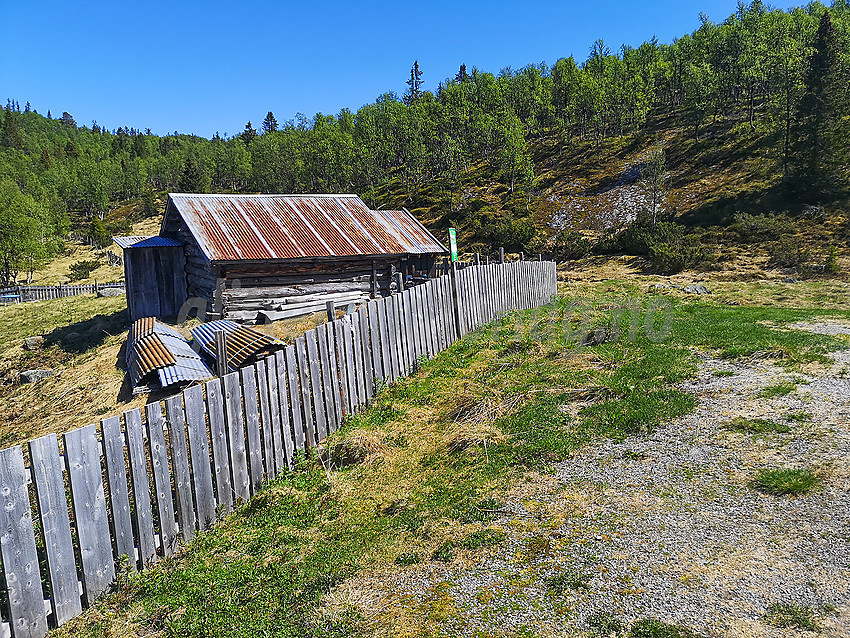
[[552, 230, 592, 261], [732, 213, 795, 242], [68, 259, 101, 281], [592, 215, 704, 274], [769, 235, 810, 268]]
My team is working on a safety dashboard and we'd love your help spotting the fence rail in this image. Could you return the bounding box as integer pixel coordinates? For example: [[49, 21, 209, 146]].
[[0, 260, 557, 637], [0, 282, 125, 304]]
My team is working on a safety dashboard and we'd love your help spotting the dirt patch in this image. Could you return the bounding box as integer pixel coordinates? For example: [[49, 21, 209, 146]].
[[329, 334, 850, 637]]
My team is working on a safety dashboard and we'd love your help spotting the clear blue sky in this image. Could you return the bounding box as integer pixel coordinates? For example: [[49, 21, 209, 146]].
[[1, 0, 799, 138]]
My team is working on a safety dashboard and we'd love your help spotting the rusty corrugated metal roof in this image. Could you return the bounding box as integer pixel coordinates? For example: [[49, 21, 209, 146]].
[[191, 320, 285, 372], [164, 194, 447, 262], [126, 318, 213, 390]]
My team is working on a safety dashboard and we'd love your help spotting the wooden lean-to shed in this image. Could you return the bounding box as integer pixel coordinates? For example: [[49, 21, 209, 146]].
[[120, 193, 447, 323]]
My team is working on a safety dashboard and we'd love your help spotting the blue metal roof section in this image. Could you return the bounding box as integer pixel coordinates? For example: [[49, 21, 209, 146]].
[[113, 236, 183, 250]]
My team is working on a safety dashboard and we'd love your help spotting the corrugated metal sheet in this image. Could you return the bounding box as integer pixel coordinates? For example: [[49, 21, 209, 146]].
[[127, 318, 213, 390], [165, 194, 447, 262], [113, 236, 182, 249], [191, 320, 285, 372]]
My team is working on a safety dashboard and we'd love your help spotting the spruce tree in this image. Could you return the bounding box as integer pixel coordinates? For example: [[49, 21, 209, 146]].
[[179, 155, 211, 193], [262, 111, 278, 133], [241, 121, 258, 145], [791, 11, 849, 198], [404, 61, 424, 104]]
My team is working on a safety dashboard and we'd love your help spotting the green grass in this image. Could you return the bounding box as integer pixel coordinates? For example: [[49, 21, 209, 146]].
[[753, 468, 821, 495], [786, 411, 813, 422], [758, 382, 797, 398], [724, 416, 791, 434], [546, 570, 592, 594], [712, 369, 737, 377], [59, 291, 850, 636], [629, 618, 706, 638], [763, 603, 821, 632]]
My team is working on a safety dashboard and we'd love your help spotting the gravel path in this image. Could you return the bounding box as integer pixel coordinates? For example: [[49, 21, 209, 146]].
[[333, 326, 850, 637]]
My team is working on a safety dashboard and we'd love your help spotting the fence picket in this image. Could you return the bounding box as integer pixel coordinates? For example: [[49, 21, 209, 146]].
[[223, 372, 250, 503], [28, 434, 81, 626], [124, 409, 156, 568], [240, 368, 263, 495], [357, 308, 374, 403], [164, 395, 196, 542], [315, 324, 337, 434], [255, 359, 276, 478], [382, 297, 399, 381], [367, 302, 384, 386], [273, 351, 295, 468], [295, 337, 316, 448], [99, 415, 134, 570], [183, 385, 216, 530], [205, 378, 233, 514], [340, 316, 357, 413], [285, 345, 307, 453], [305, 330, 328, 442], [0, 445, 48, 638], [263, 355, 283, 472], [326, 322, 344, 428], [64, 424, 115, 603], [145, 402, 177, 556]]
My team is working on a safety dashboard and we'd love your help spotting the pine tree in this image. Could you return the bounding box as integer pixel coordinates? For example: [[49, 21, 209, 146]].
[[404, 61, 424, 104], [455, 63, 468, 82], [791, 11, 849, 197], [241, 121, 257, 145], [262, 111, 278, 133]]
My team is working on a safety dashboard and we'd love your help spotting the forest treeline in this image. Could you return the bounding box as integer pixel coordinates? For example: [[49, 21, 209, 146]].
[[0, 0, 848, 284]]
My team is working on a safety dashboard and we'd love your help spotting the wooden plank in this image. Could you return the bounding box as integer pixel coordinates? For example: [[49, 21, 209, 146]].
[[367, 301, 385, 386], [394, 293, 409, 375], [274, 351, 295, 468], [205, 378, 233, 514], [402, 289, 416, 371], [334, 317, 352, 415], [264, 355, 285, 473], [443, 274, 456, 344], [285, 345, 307, 453], [357, 307, 374, 402], [100, 415, 134, 570], [315, 324, 337, 434], [0, 445, 49, 637], [64, 424, 115, 604], [350, 311, 367, 406], [382, 297, 399, 381], [183, 385, 216, 531], [28, 434, 81, 626], [295, 337, 316, 449], [409, 285, 423, 361], [223, 372, 250, 503], [124, 408, 156, 568], [305, 330, 328, 442], [240, 366, 264, 494], [255, 358, 276, 478], [436, 276, 449, 351], [145, 402, 177, 557], [340, 316, 357, 412], [423, 282, 438, 357], [164, 395, 196, 542], [326, 321, 344, 427]]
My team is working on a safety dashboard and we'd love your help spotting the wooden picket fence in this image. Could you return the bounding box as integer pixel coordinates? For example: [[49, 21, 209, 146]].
[[0, 282, 125, 304], [0, 260, 557, 638]]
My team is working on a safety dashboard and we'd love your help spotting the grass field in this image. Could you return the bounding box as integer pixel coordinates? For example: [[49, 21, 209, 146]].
[[53, 273, 850, 638]]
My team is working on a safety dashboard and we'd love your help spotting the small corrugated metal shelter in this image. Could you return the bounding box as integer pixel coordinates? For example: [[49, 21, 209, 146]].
[[120, 193, 447, 323], [191, 320, 285, 373], [126, 317, 213, 393]]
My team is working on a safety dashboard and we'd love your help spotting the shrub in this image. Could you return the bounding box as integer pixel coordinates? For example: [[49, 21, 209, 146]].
[[629, 618, 705, 638], [553, 230, 592, 261], [753, 468, 820, 495], [489, 214, 536, 253], [88, 218, 112, 248], [546, 570, 591, 594], [769, 235, 810, 267], [68, 259, 101, 281], [763, 603, 820, 631], [824, 245, 839, 274], [586, 612, 623, 634], [645, 223, 705, 274], [732, 213, 795, 242]]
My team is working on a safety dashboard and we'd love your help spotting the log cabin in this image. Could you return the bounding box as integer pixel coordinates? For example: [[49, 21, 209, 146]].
[[116, 193, 447, 323]]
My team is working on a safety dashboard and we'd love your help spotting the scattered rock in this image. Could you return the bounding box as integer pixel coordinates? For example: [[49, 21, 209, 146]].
[[23, 336, 44, 350], [20, 369, 55, 384], [783, 277, 799, 284], [97, 287, 124, 298], [683, 284, 712, 295], [582, 327, 615, 346], [649, 283, 671, 291]]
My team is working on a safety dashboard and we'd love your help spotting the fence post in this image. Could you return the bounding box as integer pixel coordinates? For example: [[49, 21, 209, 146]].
[[537, 254, 542, 262], [214, 330, 228, 377], [450, 261, 462, 339], [371, 261, 378, 298], [474, 253, 481, 266], [326, 300, 336, 323], [499, 247, 505, 264], [395, 272, 404, 293], [520, 252, 524, 261]]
